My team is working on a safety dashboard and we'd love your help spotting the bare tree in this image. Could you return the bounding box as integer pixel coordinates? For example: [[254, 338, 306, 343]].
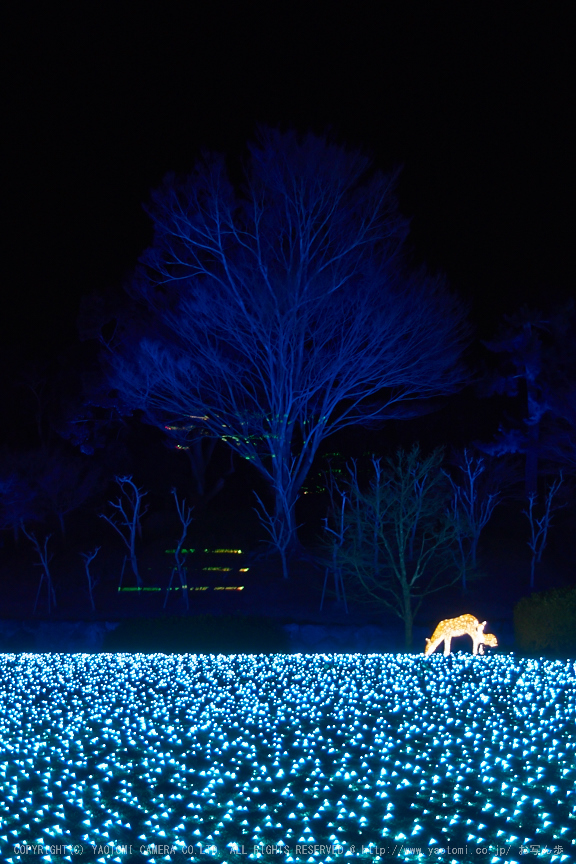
[[165, 488, 193, 610], [21, 527, 56, 615], [253, 491, 301, 581], [100, 476, 148, 587], [80, 546, 101, 612], [320, 486, 349, 613], [444, 449, 503, 589], [110, 129, 469, 570], [327, 446, 459, 648], [523, 473, 564, 590]]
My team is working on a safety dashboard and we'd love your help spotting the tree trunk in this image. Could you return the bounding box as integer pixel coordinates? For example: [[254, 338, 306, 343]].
[[525, 370, 540, 497], [529, 552, 536, 591], [129, 546, 141, 587], [274, 485, 300, 575], [525, 421, 539, 498], [402, 583, 413, 649]]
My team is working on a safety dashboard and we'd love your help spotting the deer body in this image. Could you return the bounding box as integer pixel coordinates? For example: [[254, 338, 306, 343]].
[[424, 614, 498, 656]]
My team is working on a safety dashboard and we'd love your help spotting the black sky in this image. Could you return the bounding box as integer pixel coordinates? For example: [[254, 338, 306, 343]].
[[4, 3, 573, 372]]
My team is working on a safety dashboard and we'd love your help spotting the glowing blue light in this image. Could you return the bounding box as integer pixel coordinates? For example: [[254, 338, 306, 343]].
[[0, 652, 574, 854]]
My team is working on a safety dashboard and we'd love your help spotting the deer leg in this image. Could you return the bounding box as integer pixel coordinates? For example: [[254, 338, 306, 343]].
[[444, 637, 452, 656]]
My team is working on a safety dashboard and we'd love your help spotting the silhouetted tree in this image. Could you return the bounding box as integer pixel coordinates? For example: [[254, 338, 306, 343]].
[[444, 449, 506, 589], [0, 467, 42, 543], [523, 473, 564, 590], [34, 448, 102, 537], [480, 302, 576, 495], [162, 419, 236, 503], [165, 488, 193, 610], [110, 129, 469, 570], [320, 482, 349, 613], [0, 447, 100, 541], [326, 446, 459, 648], [21, 527, 56, 615], [80, 546, 101, 612], [55, 314, 133, 458]]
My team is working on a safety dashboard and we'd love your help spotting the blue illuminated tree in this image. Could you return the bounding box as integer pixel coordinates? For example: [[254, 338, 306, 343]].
[[100, 476, 148, 588], [0, 447, 101, 541], [479, 302, 576, 495], [75, 291, 233, 505], [0, 468, 42, 543], [110, 129, 469, 573], [34, 448, 102, 537]]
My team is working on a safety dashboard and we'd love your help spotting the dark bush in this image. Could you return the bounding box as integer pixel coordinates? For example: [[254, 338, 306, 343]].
[[102, 614, 290, 653], [514, 587, 576, 655]]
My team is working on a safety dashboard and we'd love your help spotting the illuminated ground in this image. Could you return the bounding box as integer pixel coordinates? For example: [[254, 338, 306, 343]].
[[0, 653, 574, 863]]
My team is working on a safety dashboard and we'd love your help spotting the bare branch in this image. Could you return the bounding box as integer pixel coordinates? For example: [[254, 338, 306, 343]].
[[323, 446, 459, 648], [165, 488, 194, 610], [21, 527, 56, 615], [523, 473, 564, 590], [100, 476, 148, 587], [111, 130, 469, 563], [80, 546, 101, 612]]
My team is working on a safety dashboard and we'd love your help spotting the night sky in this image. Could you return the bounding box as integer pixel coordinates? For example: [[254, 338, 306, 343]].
[[4, 4, 573, 413]]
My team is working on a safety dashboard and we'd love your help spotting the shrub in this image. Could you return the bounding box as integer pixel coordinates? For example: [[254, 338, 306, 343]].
[[514, 587, 576, 655], [103, 614, 289, 653]]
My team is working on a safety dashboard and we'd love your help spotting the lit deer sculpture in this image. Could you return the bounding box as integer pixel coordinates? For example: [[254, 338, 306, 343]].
[[424, 614, 498, 657]]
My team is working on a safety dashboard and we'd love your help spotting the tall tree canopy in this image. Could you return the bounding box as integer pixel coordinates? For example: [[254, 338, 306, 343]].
[[110, 128, 469, 570], [479, 302, 576, 495]]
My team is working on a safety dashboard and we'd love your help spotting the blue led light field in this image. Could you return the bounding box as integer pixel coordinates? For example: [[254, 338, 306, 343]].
[[0, 653, 574, 863]]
